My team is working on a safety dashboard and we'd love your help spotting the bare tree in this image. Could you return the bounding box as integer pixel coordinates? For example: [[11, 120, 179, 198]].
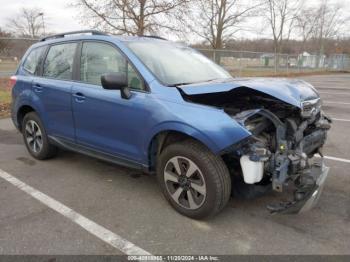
[[264, 0, 301, 53], [295, 8, 318, 52], [187, 0, 260, 50], [262, 0, 302, 71], [7, 8, 46, 38], [0, 28, 11, 56], [313, 0, 348, 57], [74, 0, 188, 36]]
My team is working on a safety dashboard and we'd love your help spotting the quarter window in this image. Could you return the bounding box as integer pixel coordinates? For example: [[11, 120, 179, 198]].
[[23, 46, 45, 75], [80, 42, 143, 90], [43, 43, 77, 80], [127, 63, 143, 90]]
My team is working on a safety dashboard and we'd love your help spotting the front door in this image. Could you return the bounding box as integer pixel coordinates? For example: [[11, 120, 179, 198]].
[[72, 41, 150, 162]]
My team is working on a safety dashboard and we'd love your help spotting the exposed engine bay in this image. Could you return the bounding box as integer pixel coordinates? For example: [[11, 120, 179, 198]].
[[180, 86, 332, 214]]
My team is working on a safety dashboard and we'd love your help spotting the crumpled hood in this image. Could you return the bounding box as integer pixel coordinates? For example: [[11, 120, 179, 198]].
[[178, 78, 319, 108]]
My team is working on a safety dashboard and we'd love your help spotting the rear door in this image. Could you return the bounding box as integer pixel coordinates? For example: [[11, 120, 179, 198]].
[[17, 45, 46, 109], [33, 42, 78, 141]]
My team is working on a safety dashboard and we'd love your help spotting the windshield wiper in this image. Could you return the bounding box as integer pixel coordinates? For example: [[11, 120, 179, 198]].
[[206, 77, 234, 83], [168, 78, 233, 87], [167, 82, 196, 87]]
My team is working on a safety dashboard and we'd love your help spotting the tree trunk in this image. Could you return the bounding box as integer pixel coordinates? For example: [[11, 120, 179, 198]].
[[214, 23, 224, 64], [137, 0, 146, 35]]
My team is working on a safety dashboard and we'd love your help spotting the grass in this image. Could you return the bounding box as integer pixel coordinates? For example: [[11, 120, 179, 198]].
[[0, 61, 18, 72], [0, 77, 11, 118], [228, 67, 349, 77], [0, 90, 11, 104]]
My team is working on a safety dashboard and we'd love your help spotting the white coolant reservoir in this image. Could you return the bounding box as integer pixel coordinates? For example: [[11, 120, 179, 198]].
[[240, 155, 264, 184]]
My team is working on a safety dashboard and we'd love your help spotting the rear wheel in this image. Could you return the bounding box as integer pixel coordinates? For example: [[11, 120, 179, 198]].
[[22, 112, 57, 160], [157, 140, 231, 219]]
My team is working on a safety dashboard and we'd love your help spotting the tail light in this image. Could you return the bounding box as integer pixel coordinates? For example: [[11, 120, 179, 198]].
[[9, 75, 17, 89]]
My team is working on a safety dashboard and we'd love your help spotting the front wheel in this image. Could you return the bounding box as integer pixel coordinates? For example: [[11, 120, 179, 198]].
[[157, 140, 231, 219]]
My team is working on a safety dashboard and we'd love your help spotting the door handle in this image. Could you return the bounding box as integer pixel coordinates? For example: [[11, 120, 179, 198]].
[[33, 84, 43, 93], [73, 92, 86, 102]]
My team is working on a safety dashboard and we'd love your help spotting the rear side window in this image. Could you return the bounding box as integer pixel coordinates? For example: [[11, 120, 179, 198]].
[[23, 46, 45, 75], [43, 43, 77, 80]]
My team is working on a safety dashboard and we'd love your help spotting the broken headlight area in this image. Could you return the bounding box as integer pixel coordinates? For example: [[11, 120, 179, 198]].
[[227, 106, 331, 214]]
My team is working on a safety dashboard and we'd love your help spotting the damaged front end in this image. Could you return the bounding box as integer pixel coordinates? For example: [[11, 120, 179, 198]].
[[232, 106, 331, 214], [181, 85, 332, 214]]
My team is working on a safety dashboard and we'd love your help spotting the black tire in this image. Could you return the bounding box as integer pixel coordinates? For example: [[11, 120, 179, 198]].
[[157, 139, 231, 219], [22, 112, 57, 160]]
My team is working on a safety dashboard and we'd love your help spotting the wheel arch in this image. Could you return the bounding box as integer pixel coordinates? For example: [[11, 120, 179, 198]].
[[145, 123, 221, 172], [16, 104, 36, 131], [14, 94, 48, 132]]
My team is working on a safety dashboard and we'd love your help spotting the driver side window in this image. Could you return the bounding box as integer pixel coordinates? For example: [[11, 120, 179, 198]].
[[80, 42, 143, 90]]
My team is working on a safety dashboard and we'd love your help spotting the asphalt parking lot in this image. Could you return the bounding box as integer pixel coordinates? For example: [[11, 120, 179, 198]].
[[0, 74, 349, 255]]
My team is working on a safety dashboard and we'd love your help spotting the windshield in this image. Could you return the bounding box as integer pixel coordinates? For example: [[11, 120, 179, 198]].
[[125, 41, 232, 86]]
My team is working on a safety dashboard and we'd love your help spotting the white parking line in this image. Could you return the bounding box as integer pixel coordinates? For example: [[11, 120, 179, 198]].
[[324, 101, 350, 105], [319, 92, 350, 95], [0, 169, 151, 256], [331, 118, 350, 122], [316, 155, 350, 164]]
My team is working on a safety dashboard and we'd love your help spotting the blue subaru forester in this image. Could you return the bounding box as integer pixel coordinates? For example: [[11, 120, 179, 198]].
[[11, 30, 331, 218]]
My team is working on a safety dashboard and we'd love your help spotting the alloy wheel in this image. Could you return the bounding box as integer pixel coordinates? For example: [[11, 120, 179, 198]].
[[25, 120, 43, 153], [164, 156, 206, 210]]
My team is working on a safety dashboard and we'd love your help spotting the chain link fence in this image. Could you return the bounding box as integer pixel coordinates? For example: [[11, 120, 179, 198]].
[[0, 37, 349, 78], [198, 49, 350, 77], [0, 38, 38, 77]]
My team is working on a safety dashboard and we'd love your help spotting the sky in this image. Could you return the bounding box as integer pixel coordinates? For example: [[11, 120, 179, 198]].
[[0, 0, 349, 41], [0, 0, 84, 33]]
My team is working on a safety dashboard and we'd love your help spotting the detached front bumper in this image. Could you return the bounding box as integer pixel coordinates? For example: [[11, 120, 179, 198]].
[[299, 162, 329, 213], [267, 159, 329, 214]]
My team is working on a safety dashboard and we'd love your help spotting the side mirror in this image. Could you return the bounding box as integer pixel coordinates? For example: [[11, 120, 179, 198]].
[[101, 73, 131, 99]]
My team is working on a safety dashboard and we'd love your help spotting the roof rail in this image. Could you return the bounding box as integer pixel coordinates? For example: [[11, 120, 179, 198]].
[[141, 35, 168, 41], [40, 30, 107, 42]]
